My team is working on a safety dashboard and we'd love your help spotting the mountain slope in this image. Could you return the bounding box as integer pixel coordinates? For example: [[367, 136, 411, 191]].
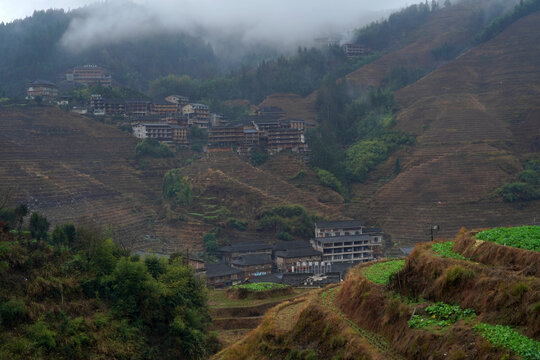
[[348, 10, 540, 245]]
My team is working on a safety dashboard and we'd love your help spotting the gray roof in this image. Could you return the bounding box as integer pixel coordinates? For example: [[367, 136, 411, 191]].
[[363, 227, 383, 234], [29, 80, 57, 87], [247, 273, 282, 284], [400, 247, 414, 255], [205, 263, 243, 278], [315, 220, 363, 229], [231, 254, 272, 266], [281, 273, 312, 285], [314, 234, 372, 244], [273, 240, 312, 251], [219, 242, 272, 253], [275, 248, 322, 259]]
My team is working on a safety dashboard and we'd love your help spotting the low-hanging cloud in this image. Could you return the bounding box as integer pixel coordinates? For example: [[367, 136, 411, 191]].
[[60, 0, 408, 54]]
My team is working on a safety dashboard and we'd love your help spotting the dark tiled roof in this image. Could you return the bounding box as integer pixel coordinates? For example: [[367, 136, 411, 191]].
[[329, 262, 358, 277], [257, 106, 284, 113], [29, 80, 57, 87], [205, 263, 243, 278], [134, 251, 170, 259], [272, 240, 312, 251], [281, 273, 312, 285], [316, 220, 363, 229], [275, 248, 322, 259], [231, 254, 272, 266], [313, 234, 372, 244], [219, 242, 272, 253], [247, 274, 282, 284], [363, 227, 383, 234]]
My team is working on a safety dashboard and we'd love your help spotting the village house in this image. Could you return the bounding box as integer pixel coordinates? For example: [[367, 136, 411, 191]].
[[230, 254, 273, 278], [133, 123, 188, 146], [152, 102, 180, 115], [341, 43, 372, 58], [274, 247, 323, 273], [165, 95, 189, 107], [218, 242, 273, 264], [208, 125, 244, 150], [26, 80, 58, 101], [254, 106, 285, 119], [105, 100, 125, 115], [66, 65, 112, 87], [311, 220, 384, 263], [204, 263, 243, 288], [267, 128, 307, 153], [182, 103, 210, 122], [282, 119, 305, 131], [125, 100, 151, 116]]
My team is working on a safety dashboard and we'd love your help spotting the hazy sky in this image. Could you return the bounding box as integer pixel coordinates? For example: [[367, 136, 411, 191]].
[[1, 0, 414, 52]]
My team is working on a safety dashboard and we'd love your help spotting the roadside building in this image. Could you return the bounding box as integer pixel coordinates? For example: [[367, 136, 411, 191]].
[[311, 220, 384, 263], [26, 80, 58, 101], [230, 254, 273, 278], [152, 102, 179, 115]]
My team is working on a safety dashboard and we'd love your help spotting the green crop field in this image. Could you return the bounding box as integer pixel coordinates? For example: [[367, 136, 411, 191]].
[[431, 241, 467, 260], [475, 226, 540, 252], [361, 260, 405, 285], [231, 283, 289, 292]]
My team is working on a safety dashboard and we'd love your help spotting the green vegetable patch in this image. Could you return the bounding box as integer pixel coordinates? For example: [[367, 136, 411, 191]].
[[431, 241, 467, 260], [474, 323, 540, 360], [475, 226, 540, 252], [231, 283, 289, 292], [361, 260, 405, 285], [409, 302, 475, 329]]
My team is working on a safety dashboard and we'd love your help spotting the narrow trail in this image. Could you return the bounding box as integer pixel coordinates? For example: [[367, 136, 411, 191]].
[[320, 286, 406, 360]]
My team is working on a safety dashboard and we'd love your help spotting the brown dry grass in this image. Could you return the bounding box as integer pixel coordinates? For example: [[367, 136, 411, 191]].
[[258, 93, 317, 122], [392, 242, 540, 338]]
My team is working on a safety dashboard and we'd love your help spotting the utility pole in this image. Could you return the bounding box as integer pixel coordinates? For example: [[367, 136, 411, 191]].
[[430, 224, 440, 241]]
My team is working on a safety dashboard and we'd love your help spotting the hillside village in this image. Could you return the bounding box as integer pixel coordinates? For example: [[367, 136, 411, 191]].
[[26, 65, 312, 155], [2, 0, 540, 358]]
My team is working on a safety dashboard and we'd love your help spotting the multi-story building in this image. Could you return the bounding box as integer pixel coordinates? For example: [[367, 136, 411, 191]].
[[133, 123, 188, 146], [311, 220, 383, 263], [282, 119, 305, 131], [125, 100, 151, 116], [204, 263, 243, 288], [208, 125, 244, 149], [105, 100, 125, 115], [182, 103, 210, 121], [342, 43, 371, 58], [152, 102, 179, 115], [267, 128, 307, 153], [66, 65, 112, 87], [26, 80, 58, 101]]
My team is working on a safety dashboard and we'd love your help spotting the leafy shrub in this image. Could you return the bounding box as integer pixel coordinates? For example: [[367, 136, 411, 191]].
[[277, 231, 293, 241], [0, 299, 28, 327], [202, 233, 218, 254], [27, 321, 56, 350], [135, 138, 173, 158], [250, 150, 269, 166], [163, 169, 194, 206], [315, 168, 347, 198], [257, 205, 314, 239], [498, 182, 539, 202], [231, 283, 288, 292], [227, 218, 247, 231], [345, 140, 388, 182]]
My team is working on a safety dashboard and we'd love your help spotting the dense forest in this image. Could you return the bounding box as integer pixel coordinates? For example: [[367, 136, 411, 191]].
[[0, 205, 217, 359]]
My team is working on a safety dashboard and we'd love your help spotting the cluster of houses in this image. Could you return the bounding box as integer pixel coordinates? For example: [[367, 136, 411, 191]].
[[202, 220, 383, 288]]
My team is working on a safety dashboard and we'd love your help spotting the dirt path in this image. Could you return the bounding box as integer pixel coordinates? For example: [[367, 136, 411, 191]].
[[320, 286, 406, 360]]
